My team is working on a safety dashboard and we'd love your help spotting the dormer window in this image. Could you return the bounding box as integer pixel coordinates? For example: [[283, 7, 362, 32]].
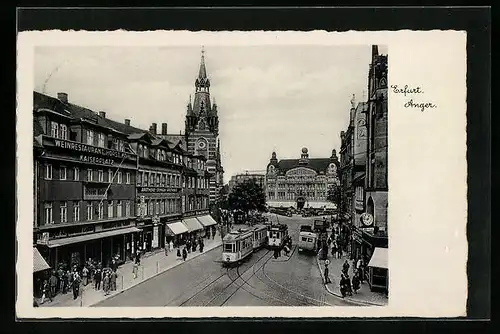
[[98, 133, 105, 148], [138, 144, 143, 157], [51, 121, 59, 138], [59, 124, 67, 140], [86, 129, 94, 146]]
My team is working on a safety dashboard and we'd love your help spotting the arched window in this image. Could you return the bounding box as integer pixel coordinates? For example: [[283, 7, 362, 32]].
[[367, 196, 375, 217]]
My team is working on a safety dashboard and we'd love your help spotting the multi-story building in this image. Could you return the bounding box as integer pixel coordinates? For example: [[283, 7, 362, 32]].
[[339, 45, 388, 293], [33, 92, 139, 269], [228, 171, 266, 192], [265, 148, 340, 210]]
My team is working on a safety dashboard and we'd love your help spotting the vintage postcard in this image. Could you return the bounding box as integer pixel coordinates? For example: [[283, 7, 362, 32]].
[[16, 30, 467, 318]]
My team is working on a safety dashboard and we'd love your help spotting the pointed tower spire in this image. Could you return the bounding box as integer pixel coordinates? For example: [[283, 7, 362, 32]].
[[372, 45, 379, 58], [198, 46, 207, 79], [216, 138, 221, 162]]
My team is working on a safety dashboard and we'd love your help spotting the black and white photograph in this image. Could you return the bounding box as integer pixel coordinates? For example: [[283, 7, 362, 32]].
[[17, 29, 469, 318], [30, 43, 388, 308]]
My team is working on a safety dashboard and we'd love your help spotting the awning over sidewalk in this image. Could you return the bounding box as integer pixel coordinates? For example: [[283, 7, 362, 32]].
[[196, 215, 217, 227], [182, 218, 203, 232], [166, 222, 189, 235], [33, 247, 51, 273], [41, 226, 141, 248], [367, 247, 388, 269]]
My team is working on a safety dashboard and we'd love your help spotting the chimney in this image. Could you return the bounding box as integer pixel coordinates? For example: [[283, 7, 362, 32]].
[[125, 119, 131, 126], [98, 111, 106, 118], [161, 123, 168, 135], [151, 123, 157, 135], [57, 92, 68, 104]]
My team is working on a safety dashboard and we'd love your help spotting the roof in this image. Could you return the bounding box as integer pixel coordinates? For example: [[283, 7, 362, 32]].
[[367, 247, 388, 269], [162, 134, 187, 151], [276, 158, 336, 174]]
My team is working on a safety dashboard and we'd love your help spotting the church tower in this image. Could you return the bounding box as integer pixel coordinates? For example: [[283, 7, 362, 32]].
[[185, 47, 223, 203]]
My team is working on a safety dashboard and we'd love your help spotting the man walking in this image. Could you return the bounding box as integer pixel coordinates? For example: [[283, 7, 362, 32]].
[[324, 260, 332, 284], [49, 271, 58, 300]]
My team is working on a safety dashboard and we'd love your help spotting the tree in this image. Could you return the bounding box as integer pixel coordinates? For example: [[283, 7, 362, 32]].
[[227, 179, 267, 221]]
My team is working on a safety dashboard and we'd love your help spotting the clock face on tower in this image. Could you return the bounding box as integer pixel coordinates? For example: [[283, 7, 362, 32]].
[[198, 140, 206, 149]]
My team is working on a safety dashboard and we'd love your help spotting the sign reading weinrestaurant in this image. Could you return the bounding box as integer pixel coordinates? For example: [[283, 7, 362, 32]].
[[52, 138, 135, 160]]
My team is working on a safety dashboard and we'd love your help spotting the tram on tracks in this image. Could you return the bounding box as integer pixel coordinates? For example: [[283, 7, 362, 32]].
[[222, 225, 269, 266], [267, 223, 289, 249]]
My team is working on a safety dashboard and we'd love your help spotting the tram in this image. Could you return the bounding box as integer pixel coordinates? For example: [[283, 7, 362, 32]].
[[267, 223, 289, 249], [252, 224, 269, 250], [222, 229, 254, 266], [298, 224, 318, 253]]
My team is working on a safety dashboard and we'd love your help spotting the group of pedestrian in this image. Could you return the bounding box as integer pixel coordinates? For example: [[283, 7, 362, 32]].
[[40, 265, 83, 304], [177, 237, 205, 262], [338, 257, 365, 297]]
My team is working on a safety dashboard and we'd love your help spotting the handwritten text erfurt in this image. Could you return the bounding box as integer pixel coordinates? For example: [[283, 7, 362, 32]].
[[390, 84, 437, 112]]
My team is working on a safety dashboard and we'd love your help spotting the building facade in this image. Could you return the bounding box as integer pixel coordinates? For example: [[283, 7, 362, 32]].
[[339, 45, 388, 293], [33, 90, 217, 272], [228, 171, 266, 192], [265, 148, 340, 210]]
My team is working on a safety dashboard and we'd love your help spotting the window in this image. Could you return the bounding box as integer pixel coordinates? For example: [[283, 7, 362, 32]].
[[86, 129, 94, 145], [87, 169, 93, 181], [108, 169, 113, 183], [160, 200, 165, 214], [117, 171, 122, 184], [72, 201, 80, 222], [137, 171, 142, 185], [51, 121, 59, 138], [108, 201, 114, 218], [117, 200, 122, 217], [155, 201, 159, 215], [126, 172, 131, 184], [98, 133, 105, 148], [98, 170, 104, 182], [44, 203, 53, 225], [144, 173, 149, 186], [148, 201, 153, 216], [60, 124, 68, 140], [125, 201, 131, 217], [73, 167, 79, 181], [98, 202, 104, 219], [60, 201, 68, 223], [60, 166, 67, 180], [86, 202, 93, 220], [156, 174, 160, 187], [45, 164, 52, 180]]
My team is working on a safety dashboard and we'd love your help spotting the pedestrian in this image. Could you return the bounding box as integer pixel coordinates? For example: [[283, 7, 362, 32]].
[[57, 266, 65, 293], [192, 239, 197, 252], [132, 262, 138, 279], [324, 264, 331, 284], [41, 280, 50, 304], [199, 238, 204, 253], [186, 239, 191, 253], [337, 243, 343, 258], [103, 273, 110, 296], [72, 271, 81, 300], [352, 271, 360, 294], [164, 244, 168, 257], [342, 259, 350, 276], [82, 266, 89, 286], [169, 240, 174, 253], [357, 258, 364, 283], [110, 270, 117, 291], [94, 267, 102, 290], [182, 247, 188, 261], [49, 271, 58, 299], [176, 247, 181, 260]]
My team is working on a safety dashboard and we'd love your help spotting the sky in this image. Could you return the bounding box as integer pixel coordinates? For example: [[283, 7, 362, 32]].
[[34, 45, 387, 184]]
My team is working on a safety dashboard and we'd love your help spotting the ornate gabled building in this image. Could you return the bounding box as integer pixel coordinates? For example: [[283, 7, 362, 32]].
[[265, 148, 340, 210], [181, 48, 224, 203]]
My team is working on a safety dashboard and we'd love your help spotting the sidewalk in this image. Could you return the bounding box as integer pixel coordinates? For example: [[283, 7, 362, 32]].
[[39, 235, 222, 307], [316, 251, 388, 306]]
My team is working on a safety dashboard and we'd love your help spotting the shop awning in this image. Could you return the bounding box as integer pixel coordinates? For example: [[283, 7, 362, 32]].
[[41, 226, 141, 248], [166, 222, 188, 235], [196, 215, 217, 227], [33, 247, 51, 273], [182, 218, 203, 232], [367, 247, 388, 269]]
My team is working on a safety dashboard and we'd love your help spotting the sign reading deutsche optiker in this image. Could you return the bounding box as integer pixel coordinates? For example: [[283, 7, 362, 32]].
[[138, 187, 180, 193], [53, 139, 134, 160]]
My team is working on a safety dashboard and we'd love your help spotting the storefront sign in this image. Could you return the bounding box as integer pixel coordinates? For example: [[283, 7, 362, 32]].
[[54, 139, 134, 160], [138, 187, 180, 193], [79, 155, 115, 165], [152, 226, 159, 248]]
